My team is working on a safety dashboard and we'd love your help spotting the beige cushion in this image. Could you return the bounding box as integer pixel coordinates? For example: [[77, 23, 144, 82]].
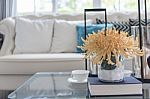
[[14, 18, 54, 54], [51, 20, 88, 53]]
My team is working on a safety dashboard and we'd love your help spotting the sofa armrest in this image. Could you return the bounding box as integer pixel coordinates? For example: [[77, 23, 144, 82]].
[[0, 18, 15, 56]]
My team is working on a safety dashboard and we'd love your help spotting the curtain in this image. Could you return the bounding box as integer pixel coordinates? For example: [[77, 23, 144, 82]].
[[0, 0, 15, 21]]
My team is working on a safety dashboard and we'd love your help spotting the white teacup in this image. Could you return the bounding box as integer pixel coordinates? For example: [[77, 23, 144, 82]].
[[71, 70, 89, 82]]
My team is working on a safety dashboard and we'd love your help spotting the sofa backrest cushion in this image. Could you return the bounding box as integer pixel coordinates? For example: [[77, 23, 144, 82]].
[[13, 18, 54, 54], [51, 19, 92, 53], [20, 12, 146, 22]]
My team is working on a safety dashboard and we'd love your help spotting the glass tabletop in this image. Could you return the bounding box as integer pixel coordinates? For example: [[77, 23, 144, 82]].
[[8, 72, 89, 99], [8, 72, 143, 99]]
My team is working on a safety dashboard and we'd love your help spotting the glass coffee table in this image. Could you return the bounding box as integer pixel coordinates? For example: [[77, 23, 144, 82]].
[[8, 72, 88, 99], [8, 72, 143, 99]]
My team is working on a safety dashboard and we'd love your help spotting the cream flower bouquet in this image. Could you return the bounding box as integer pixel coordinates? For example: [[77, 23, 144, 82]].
[[79, 29, 143, 69]]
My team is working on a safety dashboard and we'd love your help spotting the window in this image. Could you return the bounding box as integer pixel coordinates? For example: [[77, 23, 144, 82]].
[[147, 0, 150, 12], [17, 0, 53, 15], [17, 0, 35, 14], [17, 0, 93, 15], [16, 0, 149, 15], [35, 0, 53, 13], [57, 0, 93, 13], [101, 0, 138, 11], [119, 0, 137, 11]]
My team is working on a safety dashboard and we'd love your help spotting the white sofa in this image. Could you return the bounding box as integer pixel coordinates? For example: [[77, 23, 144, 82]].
[[0, 12, 149, 90]]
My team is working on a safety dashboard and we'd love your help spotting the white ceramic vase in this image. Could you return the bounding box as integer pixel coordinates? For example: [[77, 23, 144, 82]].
[[98, 55, 124, 82], [98, 65, 124, 82]]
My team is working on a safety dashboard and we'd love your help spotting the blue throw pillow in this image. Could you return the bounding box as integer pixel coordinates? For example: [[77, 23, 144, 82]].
[[76, 24, 113, 53]]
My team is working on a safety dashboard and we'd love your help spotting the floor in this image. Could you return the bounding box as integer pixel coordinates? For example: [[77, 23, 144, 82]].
[[0, 90, 13, 99]]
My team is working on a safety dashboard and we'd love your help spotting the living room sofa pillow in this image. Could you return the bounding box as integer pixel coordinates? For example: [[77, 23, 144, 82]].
[[14, 18, 54, 54], [129, 19, 150, 26], [51, 20, 92, 53], [96, 18, 131, 35], [76, 24, 113, 52]]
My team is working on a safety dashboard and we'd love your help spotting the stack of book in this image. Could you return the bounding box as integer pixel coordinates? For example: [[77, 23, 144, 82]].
[[88, 76, 142, 96]]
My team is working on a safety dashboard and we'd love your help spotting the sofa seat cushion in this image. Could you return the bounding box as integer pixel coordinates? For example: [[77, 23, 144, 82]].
[[0, 53, 85, 74], [0, 53, 84, 61]]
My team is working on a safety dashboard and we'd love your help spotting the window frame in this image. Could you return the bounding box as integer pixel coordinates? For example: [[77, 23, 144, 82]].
[[16, 0, 147, 15]]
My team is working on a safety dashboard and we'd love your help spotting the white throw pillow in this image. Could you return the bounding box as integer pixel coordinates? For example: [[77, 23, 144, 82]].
[[51, 20, 92, 53], [14, 18, 54, 54]]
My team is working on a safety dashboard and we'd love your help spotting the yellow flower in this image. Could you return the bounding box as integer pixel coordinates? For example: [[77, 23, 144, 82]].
[[78, 29, 144, 65]]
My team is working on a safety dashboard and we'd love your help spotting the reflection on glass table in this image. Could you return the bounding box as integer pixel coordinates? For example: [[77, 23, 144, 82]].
[[8, 72, 88, 99], [8, 72, 144, 99]]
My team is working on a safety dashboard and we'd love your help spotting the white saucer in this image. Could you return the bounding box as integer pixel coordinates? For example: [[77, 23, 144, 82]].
[[67, 78, 87, 83]]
